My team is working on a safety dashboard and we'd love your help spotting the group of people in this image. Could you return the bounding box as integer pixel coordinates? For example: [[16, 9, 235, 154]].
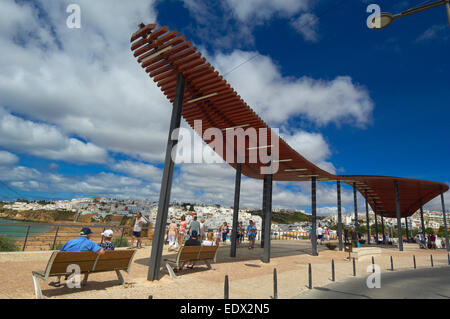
[[165, 216, 259, 251], [416, 233, 441, 249]]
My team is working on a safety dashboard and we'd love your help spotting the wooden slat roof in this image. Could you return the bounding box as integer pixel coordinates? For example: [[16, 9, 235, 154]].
[[130, 24, 448, 218]]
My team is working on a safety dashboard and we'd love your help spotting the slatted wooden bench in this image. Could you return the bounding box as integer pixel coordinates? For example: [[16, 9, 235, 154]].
[[164, 245, 219, 279], [31, 250, 136, 299]]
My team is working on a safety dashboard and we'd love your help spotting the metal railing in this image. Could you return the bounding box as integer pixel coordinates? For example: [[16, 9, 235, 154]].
[[0, 222, 153, 252]]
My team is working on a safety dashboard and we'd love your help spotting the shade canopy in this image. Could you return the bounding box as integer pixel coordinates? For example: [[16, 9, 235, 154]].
[[130, 24, 448, 218]]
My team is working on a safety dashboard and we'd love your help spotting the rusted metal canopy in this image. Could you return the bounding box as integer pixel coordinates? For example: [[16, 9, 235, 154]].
[[130, 24, 448, 217]]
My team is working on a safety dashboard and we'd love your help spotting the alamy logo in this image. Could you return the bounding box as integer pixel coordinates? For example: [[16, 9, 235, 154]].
[[366, 4, 381, 29], [66, 4, 81, 29], [366, 264, 381, 288], [66, 264, 81, 288]]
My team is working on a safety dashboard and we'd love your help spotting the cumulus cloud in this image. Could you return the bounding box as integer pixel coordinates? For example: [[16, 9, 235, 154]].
[[210, 50, 374, 127], [0, 107, 107, 164]]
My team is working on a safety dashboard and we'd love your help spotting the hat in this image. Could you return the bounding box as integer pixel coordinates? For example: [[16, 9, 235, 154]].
[[191, 230, 198, 237], [101, 229, 114, 238], [80, 228, 92, 236]]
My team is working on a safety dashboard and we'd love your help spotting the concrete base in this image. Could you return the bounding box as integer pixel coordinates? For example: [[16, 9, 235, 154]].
[[349, 247, 382, 260]]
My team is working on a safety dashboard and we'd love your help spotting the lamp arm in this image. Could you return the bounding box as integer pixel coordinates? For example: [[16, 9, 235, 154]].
[[392, 0, 448, 19]]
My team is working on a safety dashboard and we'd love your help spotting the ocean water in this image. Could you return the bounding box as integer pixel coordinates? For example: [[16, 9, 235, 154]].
[[0, 218, 52, 239]]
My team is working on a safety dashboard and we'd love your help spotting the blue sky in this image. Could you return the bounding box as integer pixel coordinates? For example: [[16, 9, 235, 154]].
[[0, 0, 448, 214]]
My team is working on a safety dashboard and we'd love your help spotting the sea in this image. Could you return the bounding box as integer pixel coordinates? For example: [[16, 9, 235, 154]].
[[0, 218, 52, 239]]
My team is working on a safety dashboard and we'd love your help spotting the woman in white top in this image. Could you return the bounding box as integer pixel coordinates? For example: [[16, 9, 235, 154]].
[[199, 218, 206, 241], [202, 232, 215, 246]]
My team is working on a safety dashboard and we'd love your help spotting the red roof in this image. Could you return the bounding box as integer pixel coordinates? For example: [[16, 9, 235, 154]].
[[130, 24, 448, 218]]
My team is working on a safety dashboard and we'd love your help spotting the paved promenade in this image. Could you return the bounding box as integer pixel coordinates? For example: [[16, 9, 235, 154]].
[[0, 240, 448, 299]]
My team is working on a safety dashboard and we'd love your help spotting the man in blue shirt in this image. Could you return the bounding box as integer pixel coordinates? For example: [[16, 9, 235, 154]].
[[52, 228, 105, 287]]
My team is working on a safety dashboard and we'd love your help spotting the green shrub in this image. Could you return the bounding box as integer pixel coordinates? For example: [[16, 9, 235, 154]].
[[325, 243, 337, 250], [0, 235, 20, 252], [113, 237, 129, 247]]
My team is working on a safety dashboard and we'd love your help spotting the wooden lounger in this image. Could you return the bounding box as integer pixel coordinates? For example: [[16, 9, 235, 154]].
[[31, 250, 136, 299]]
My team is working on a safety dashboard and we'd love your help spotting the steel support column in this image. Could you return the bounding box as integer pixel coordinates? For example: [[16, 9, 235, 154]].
[[148, 74, 186, 281], [405, 217, 410, 242], [337, 181, 343, 251], [374, 201, 379, 244], [394, 181, 403, 251], [261, 178, 266, 249], [365, 189, 370, 245], [263, 173, 273, 263], [381, 215, 386, 243], [311, 177, 318, 256], [441, 189, 449, 251], [420, 202, 426, 242], [230, 163, 242, 257], [353, 183, 359, 232]]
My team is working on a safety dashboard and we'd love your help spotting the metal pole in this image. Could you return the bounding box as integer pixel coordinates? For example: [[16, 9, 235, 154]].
[[22, 226, 31, 251], [311, 177, 318, 256], [394, 181, 403, 251], [381, 215, 386, 244], [440, 189, 449, 251], [390, 256, 394, 271], [148, 73, 186, 281], [261, 178, 266, 249], [224, 275, 229, 299], [51, 226, 60, 250], [372, 256, 375, 273], [331, 259, 335, 281], [352, 257, 356, 276], [420, 203, 426, 246], [374, 201, 379, 244], [308, 263, 312, 289], [230, 163, 242, 257], [263, 172, 273, 263], [353, 183, 359, 232], [273, 268, 278, 299], [337, 181, 343, 251], [430, 254, 434, 267], [365, 190, 370, 245], [413, 255, 416, 269], [405, 217, 410, 243]]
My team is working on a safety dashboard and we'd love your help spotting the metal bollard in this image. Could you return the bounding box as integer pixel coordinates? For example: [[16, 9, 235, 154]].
[[224, 275, 229, 299], [273, 268, 278, 299], [372, 256, 375, 273], [390, 256, 394, 271], [353, 257, 356, 276], [448, 253, 450, 266], [413, 255, 416, 269], [331, 259, 335, 281], [308, 263, 312, 289], [430, 254, 434, 268]]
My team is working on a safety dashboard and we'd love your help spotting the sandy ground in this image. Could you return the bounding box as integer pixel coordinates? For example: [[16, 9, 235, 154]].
[[0, 240, 448, 299]]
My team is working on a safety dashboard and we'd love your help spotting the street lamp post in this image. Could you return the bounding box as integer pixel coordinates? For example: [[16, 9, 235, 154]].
[[370, 0, 450, 30]]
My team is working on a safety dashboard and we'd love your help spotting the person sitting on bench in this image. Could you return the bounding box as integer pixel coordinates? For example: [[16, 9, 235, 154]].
[[178, 230, 200, 271], [51, 227, 105, 287]]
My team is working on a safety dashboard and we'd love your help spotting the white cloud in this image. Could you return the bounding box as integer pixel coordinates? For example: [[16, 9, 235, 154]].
[[0, 151, 19, 166], [111, 160, 162, 182], [225, 0, 311, 22], [210, 50, 374, 127], [290, 13, 319, 42], [0, 107, 107, 164], [416, 25, 448, 43]]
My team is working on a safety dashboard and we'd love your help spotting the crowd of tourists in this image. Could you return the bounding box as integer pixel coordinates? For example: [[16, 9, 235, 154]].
[[165, 214, 258, 250]]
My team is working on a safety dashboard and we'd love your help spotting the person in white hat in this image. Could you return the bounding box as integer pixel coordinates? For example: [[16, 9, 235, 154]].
[[99, 229, 115, 251]]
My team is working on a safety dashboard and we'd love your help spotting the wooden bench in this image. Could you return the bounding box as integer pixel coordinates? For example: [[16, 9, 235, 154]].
[[164, 245, 219, 279], [31, 250, 136, 299]]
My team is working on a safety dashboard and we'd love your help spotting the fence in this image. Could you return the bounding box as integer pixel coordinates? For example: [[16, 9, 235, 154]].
[[0, 222, 153, 252], [1, 223, 333, 252]]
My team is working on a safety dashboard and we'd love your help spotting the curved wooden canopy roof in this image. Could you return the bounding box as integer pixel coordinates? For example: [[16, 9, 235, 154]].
[[130, 24, 448, 218]]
